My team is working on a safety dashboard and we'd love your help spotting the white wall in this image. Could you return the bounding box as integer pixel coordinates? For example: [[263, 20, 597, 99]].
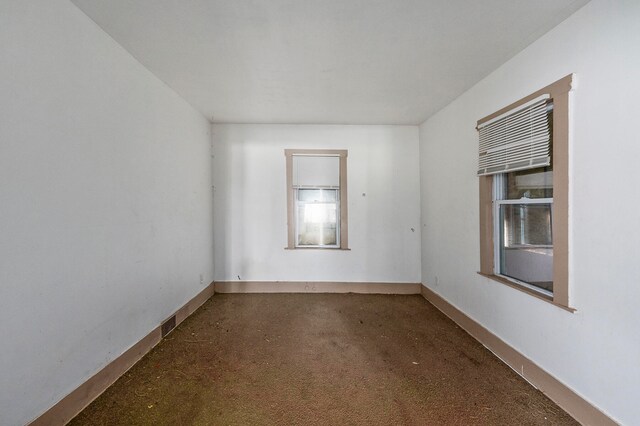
[[0, 1, 214, 424], [213, 124, 421, 283], [419, 0, 640, 423]]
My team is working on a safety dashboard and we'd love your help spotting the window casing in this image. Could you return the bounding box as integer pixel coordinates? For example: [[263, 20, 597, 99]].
[[285, 149, 348, 250], [477, 74, 574, 311]]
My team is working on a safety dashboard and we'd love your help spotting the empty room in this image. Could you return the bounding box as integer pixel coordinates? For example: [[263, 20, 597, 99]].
[[1, 0, 639, 424]]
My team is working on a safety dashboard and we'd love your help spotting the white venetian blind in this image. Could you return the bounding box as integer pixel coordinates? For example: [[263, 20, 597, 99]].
[[477, 96, 552, 176], [292, 155, 340, 188]]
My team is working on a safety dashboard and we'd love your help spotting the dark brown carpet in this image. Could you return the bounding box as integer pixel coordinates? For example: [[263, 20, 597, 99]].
[[70, 294, 577, 425]]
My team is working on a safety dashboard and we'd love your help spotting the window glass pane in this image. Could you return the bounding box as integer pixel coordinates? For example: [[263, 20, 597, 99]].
[[298, 188, 338, 202], [297, 203, 337, 246], [501, 203, 553, 246], [499, 203, 553, 292], [505, 166, 553, 199]]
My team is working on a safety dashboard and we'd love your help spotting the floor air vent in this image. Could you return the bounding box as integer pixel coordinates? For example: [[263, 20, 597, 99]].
[[161, 315, 176, 338]]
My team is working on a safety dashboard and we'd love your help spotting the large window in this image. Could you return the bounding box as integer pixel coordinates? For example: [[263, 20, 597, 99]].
[[296, 188, 339, 247], [285, 149, 348, 249], [477, 74, 574, 310]]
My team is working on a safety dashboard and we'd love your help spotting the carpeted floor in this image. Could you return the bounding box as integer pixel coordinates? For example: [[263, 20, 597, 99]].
[[70, 294, 577, 425]]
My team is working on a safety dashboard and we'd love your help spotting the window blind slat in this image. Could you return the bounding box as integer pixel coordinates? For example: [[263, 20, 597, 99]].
[[477, 98, 552, 176]]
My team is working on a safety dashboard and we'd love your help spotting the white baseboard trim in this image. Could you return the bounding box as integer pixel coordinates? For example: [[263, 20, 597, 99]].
[[29, 282, 216, 426], [420, 284, 617, 426], [214, 281, 422, 294]]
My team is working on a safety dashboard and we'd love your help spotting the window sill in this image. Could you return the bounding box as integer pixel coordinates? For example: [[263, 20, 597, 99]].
[[285, 247, 351, 251], [477, 272, 575, 313]]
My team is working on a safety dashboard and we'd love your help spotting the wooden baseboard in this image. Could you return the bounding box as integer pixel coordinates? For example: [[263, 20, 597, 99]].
[[29, 282, 216, 426], [420, 285, 617, 426], [214, 281, 422, 294]]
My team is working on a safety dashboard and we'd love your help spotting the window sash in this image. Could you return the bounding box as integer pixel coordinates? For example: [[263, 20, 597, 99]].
[[294, 188, 340, 248], [495, 199, 553, 249], [495, 198, 553, 205]]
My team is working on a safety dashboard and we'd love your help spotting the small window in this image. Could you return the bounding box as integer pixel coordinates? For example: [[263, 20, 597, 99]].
[[285, 149, 348, 249], [477, 74, 574, 310]]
